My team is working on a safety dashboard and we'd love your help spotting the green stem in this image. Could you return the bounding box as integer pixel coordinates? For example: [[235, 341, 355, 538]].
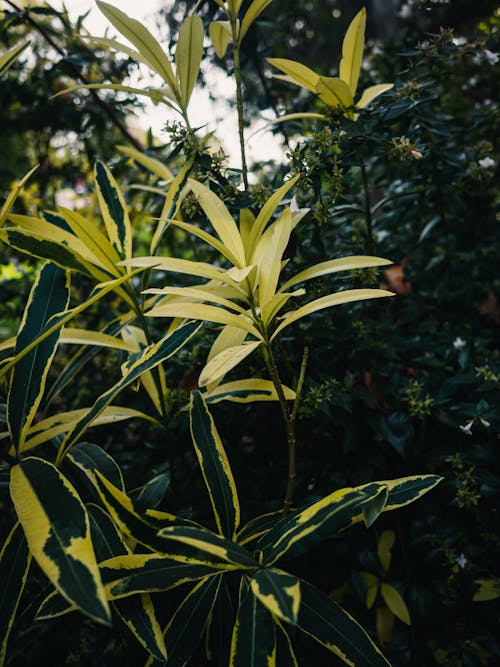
[[231, 27, 249, 190], [361, 162, 374, 254]]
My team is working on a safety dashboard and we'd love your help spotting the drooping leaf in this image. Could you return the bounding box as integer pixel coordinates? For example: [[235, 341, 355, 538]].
[[0, 522, 31, 666], [94, 161, 132, 260], [147, 575, 222, 667], [190, 391, 240, 538], [267, 58, 319, 93], [297, 579, 391, 666], [250, 568, 301, 625], [204, 378, 295, 405], [176, 15, 204, 108], [10, 457, 110, 624], [7, 262, 70, 453]]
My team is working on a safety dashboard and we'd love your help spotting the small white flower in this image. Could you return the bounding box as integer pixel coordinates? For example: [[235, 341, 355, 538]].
[[484, 50, 499, 65], [459, 421, 473, 435], [398, 2, 414, 19], [453, 337, 466, 349], [456, 554, 468, 569], [478, 157, 495, 169]]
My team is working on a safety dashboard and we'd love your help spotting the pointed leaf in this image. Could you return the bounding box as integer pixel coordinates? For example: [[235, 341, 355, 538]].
[[316, 76, 353, 110], [190, 391, 240, 538], [147, 576, 221, 667], [236, 510, 283, 546], [209, 21, 232, 58], [250, 568, 301, 625], [199, 341, 261, 387], [151, 161, 192, 253], [377, 530, 395, 573], [267, 58, 319, 93], [115, 594, 167, 662], [258, 209, 292, 310], [380, 583, 410, 625], [357, 83, 393, 109], [10, 457, 110, 624], [0, 164, 38, 227], [67, 441, 125, 492], [271, 289, 394, 340], [94, 161, 132, 260], [176, 15, 204, 108], [0, 39, 30, 76], [117, 145, 173, 181], [7, 263, 70, 453], [280, 255, 392, 292], [339, 7, 366, 96], [129, 472, 170, 511], [230, 585, 276, 667], [359, 572, 379, 609], [240, 0, 272, 41], [96, 1, 179, 96], [297, 579, 391, 666], [0, 523, 31, 666], [204, 378, 295, 405], [362, 485, 389, 528]]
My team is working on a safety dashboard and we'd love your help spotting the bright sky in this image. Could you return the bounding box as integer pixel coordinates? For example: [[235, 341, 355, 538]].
[[49, 0, 284, 169]]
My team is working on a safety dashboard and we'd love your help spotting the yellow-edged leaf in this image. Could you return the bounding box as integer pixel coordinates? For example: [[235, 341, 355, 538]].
[[339, 7, 366, 96], [271, 289, 394, 340], [204, 378, 296, 404], [151, 161, 192, 253], [94, 161, 132, 260], [60, 328, 136, 352], [199, 341, 261, 387]]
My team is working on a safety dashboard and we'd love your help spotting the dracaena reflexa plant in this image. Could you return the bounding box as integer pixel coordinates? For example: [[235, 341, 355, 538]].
[[124, 176, 393, 509], [12, 391, 440, 667], [268, 7, 394, 120]]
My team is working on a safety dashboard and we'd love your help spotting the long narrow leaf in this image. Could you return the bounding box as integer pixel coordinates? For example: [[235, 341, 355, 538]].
[[176, 15, 204, 108], [230, 585, 276, 667], [190, 391, 240, 538], [7, 263, 70, 453], [94, 161, 132, 260], [10, 457, 110, 624], [339, 7, 366, 96], [250, 568, 301, 625]]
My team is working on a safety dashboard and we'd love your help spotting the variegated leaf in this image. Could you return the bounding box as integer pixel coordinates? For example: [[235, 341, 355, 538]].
[[250, 568, 301, 625]]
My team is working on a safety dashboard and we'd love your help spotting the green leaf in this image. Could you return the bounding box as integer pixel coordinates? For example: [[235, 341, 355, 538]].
[[473, 579, 500, 602], [257, 486, 379, 565], [7, 262, 70, 453], [0, 164, 38, 227], [279, 255, 392, 292], [0, 522, 31, 666], [380, 583, 410, 625], [236, 509, 283, 546], [10, 457, 110, 624], [275, 618, 299, 667], [209, 21, 232, 59], [230, 584, 277, 667], [0, 39, 30, 76], [56, 320, 200, 461], [94, 161, 132, 260], [176, 15, 204, 108], [240, 0, 272, 41], [339, 7, 366, 96], [250, 568, 301, 625], [96, 1, 179, 97], [190, 391, 240, 538], [204, 379, 295, 405], [129, 472, 170, 511], [271, 289, 394, 340], [147, 576, 222, 667], [362, 485, 389, 528], [100, 554, 221, 600], [67, 441, 125, 492], [157, 526, 258, 569], [297, 579, 391, 666], [115, 594, 167, 662]]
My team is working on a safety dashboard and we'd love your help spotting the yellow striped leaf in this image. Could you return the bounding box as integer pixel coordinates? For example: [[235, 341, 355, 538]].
[[10, 457, 110, 624], [204, 378, 295, 405], [339, 7, 366, 96], [297, 579, 391, 666], [144, 285, 247, 315], [190, 391, 240, 538], [199, 341, 261, 387], [151, 161, 192, 253], [230, 584, 276, 667], [271, 289, 394, 340], [250, 568, 301, 625], [280, 255, 392, 292], [94, 161, 132, 260], [188, 179, 246, 267], [0, 522, 31, 666], [176, 15, 204, 108], [115, 594, 167, 662], [7, 263, 70, 453]]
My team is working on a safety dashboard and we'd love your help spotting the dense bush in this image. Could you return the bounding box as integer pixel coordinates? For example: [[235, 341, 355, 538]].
[[0, 1, 498, 666]]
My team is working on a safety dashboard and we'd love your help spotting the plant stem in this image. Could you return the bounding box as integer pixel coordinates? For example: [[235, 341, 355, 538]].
[[261, 342, 308, 514], [361, 162, 374, 254], [231, 25, 249, 190]]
